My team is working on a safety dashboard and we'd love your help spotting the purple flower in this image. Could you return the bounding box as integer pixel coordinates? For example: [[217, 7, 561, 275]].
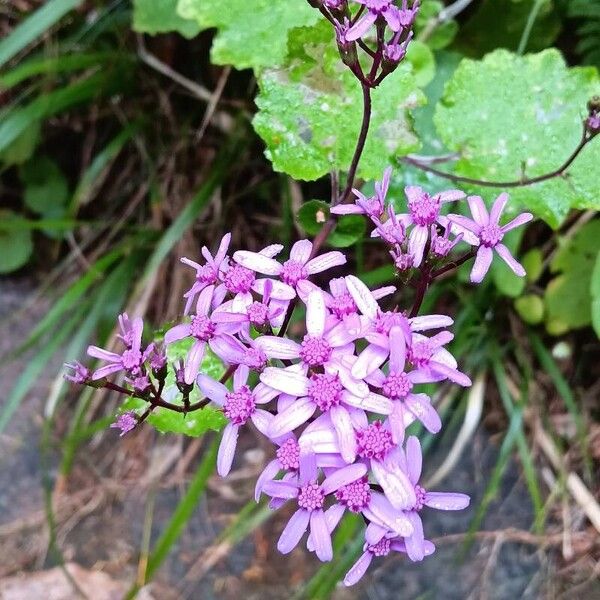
[[346, 1, 403, 42], [344, 275, 453, 378], [261, 363, 384, 462], [64, 361, 92, 384], [110, 411, 137, 436], [164, 286, 246, 384], [344, 535, 435, 586], [233, 239, 346, 293], [263, 450, 367, 561], [198, 365, 274, 476], [331, 167, 391, 218], [255, 290, 360, 369], [87, 314, 154, 380], [371, 204, 407, 246], [181, 233, 231, 315], [448, 193, 533, 283], [399, 436, 469, 561], [368, 326, 442, 442], [430, 224, 463, 257], [398, 186, 467, 267]]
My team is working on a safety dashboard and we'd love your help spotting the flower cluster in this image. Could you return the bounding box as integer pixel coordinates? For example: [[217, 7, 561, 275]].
[[334, 168, 533, 283]]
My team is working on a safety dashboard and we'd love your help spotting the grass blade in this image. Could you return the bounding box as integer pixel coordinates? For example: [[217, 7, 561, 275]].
[[0, 0, 84, 69]]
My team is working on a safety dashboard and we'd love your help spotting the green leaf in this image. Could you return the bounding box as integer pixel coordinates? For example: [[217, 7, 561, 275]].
[[20, 156, 69, 215], [456, 0, 561, 56], [297, 200, 365, 248], [0, 0, 84, 69], [522, 248, 544, 283], [124, 338, 227, 437], [0, 120, 40, 166], [0, 210, 33, 273], [177, 0, 318, 70], [591, 252, 600, 337], [434, 49, 600, 227], [415, 0, 459, 50], [544, 219, 600, 330], [514, 294, 544, 324], [405, 41, 436, 87], [253, 22, 424, 181], [133, 0, 200, 38]]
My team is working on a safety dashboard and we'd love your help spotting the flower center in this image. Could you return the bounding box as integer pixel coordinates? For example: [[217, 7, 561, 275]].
[[297, 482, 325, 511], [330, 292, 356, 319], [223, 385, 256, 425], [247, 301, 269, 326], [121, 348, 142, 371], [479, 224, 503, 247], [408, 340, 433, 368], [243, 347, 267, 371], [197, 263, 218, 284], [308, 373, 343, 411], [335, 477, 371, 512], [299, 335, 332, 367], [408, 192, 441, 226], [190, 315, 216, 341], [414, 484, 427, 511], [375, 311, 410, 337], [356, 421, 394, 461], [382, 372, 413, 399], [276, 438, 300, 471], [223, 264, 255, 294], [281, 259, 308, 286], [367, 537, 392, 557]]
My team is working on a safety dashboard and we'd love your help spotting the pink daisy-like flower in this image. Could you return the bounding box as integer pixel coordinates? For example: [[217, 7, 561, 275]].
[[331, 167, 391, 219], [110, 411, 137, 436], [233, 239, 346, 294], [448, 193, 533, 283], [263, 450, 367, 562], [87, 314, 154, 380], [197, 365, 274, 476]]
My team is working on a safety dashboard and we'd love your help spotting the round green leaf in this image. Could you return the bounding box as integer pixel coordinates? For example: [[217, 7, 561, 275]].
[[514, 294, 544, 325], [435, 49, 600, 227], [0, 210, 33, 273], [20, 156, 69, 215], [133, 0, 201, 38], [522, 248, 543, 283]]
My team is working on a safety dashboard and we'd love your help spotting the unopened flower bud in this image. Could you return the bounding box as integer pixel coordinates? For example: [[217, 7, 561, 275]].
[[64, 361, 92, 385], [334, 18, 358, 67], [150, 345, 168, 380], [174, 361, 194, 395], [110, 412, 137, 436]]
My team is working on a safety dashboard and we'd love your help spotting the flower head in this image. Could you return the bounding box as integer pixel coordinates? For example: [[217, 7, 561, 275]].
[[110, 412, 137, 436]]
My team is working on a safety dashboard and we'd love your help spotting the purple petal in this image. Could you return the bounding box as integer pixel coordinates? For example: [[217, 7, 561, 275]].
[[405, 511, 426, 561], [195, 285, 214, 316], [260, 367, 309, 396], [251, 409, 273, 436], [495, 244, 526, 277], [345, 275, 379, 319], [290, 239, 313, 264], [217, 423, 239, 476], [233, 364, 249, 388], [255, 336, 300, 359], [87, 346, 121, 362], [364, 492, 413, 536], [467, 195, 489, 226], [410, 314, 453, 330], [197, 374, 227, 406], [388, 326, 406, 373], [430, 361, 472, 387], [365, 522, 387, 545], [233, 251, 282, 276], [130, 317, 143, 354], [343, 552, 373, 586], [470, 246, 493, 283], [321, 462, 367, 494], [388, 402, 405, 445], [439, 189, 466, 203], [372, 460, 416, 509], [326, 321, 359, 347], [253, 278, 296, 300], [343, 391, 393, 414], [500, 212, 533, 234], [306, 290, 327, 337], [330, 406, 357, 463], [408, 225, 428, 268], [489, 192, 509, 224], [255, 459, 281, 501], [164, 323, 191, 345], [330, 204, 363, 215], [345, 11, 377, 41], [260, 243, 284, 258], [310, 510, 333, 562], [448, 213, 481, 235], [262, 480, 300, 499], [424, 492, 470, 511], [383, 6, 401, 31], [405, 436, 422, 485], [208, 334, 245, 365], [305, 251, 346, 275], [270, 397, 317, 438], [352, 344, 388, 379], [405, 393, 441, 434], [214, 232, 231, 264], [307, 503, 344, 551], [184, 340, 206, 384], [278, 509, 310, 554], [91, 363, 123, 380], [299, 448, 318, 485]]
